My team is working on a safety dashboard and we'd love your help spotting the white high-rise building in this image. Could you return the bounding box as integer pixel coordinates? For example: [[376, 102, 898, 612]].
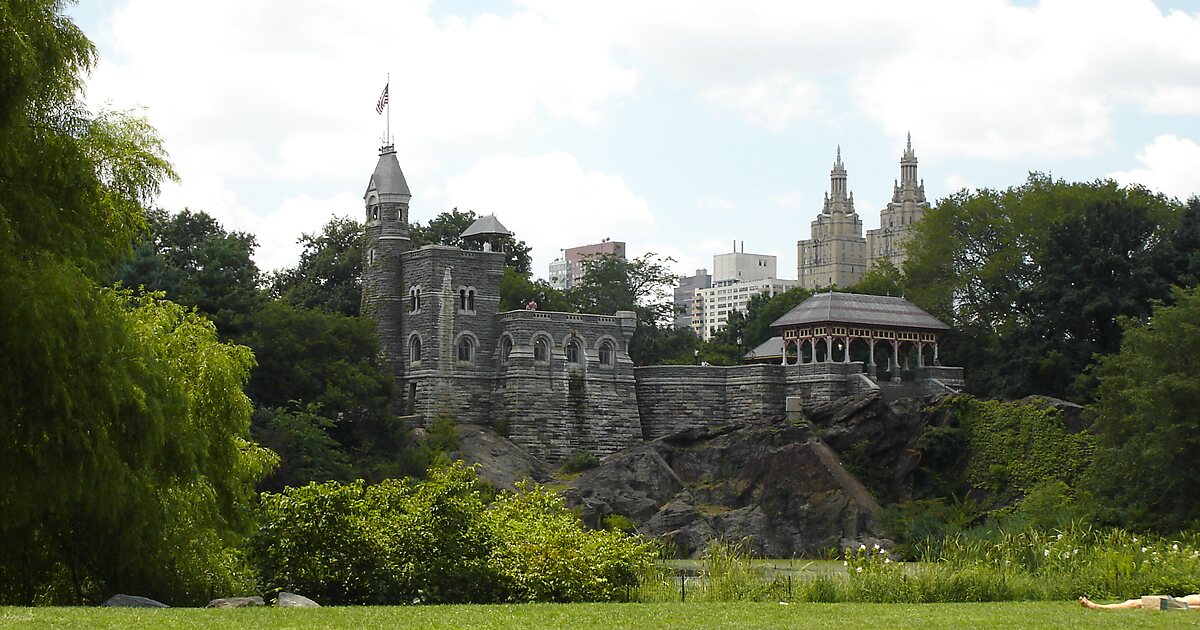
[[690, 245, 796, 341]]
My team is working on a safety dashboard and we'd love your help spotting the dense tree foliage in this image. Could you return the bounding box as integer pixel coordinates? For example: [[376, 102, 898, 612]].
[[250, 464, 654, 604], [410, 207, 533, 273], [903, 175, 1185, 400], [568, 253, 691, 365], [1, 0, 274, 604], [1087, 285, 1200, 532], [116, 208, 264, 337], [270, 216, 364, 317], [499, 265, 572, 312]]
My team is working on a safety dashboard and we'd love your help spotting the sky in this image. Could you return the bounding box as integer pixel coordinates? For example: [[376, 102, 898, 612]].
[[70, 0, 1200, 281]]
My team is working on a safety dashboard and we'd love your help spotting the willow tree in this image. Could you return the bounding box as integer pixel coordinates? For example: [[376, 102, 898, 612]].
[[0, 0, 274, 604]]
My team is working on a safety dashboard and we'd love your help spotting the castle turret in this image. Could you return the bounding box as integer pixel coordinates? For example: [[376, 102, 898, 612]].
[[362, 145, 413, 393]]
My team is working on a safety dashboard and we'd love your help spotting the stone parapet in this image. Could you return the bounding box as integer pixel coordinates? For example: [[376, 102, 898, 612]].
[[635, 365, 786, 439]]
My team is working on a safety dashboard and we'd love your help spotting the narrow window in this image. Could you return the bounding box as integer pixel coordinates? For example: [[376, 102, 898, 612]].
[[501, 337, 513, 364], [457, 337, 474, 362], [566, 339, 581, 364], [468, 289, 475, 311], [409, 336, 421, 362], [459, 289, 467, 311], [534, 337, 549, 362], [598, 341, 614, 366]]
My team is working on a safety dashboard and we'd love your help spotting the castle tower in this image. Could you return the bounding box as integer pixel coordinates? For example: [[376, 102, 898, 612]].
[[797, 147, 867, 289], [867, 134, 930, 268], [362, 144, 413, 404]]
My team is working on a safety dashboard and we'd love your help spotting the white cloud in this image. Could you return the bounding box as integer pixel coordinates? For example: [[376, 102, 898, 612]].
[[81, 0, 639, 270], [1108, 135, 1200, 200], [442, 152, 655, 278], [526, 0, 1200, 158], [697, 196, 735, 211], [702, 73, 823, 132]]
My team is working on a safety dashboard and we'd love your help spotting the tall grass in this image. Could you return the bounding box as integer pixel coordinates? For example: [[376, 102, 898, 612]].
[[634, 524, 1200, 603]]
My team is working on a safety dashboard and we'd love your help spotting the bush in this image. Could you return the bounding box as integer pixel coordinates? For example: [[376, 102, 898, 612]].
[[560, 451, 600, 474], [250, 462, 654, 604]]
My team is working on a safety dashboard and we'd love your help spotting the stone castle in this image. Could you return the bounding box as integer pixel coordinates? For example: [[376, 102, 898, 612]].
[[362, 144, 960, 464], [797, 135, 929, 289]]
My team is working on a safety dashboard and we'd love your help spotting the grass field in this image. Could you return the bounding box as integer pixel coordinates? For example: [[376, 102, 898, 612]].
[[3, 602, 1198, 629]]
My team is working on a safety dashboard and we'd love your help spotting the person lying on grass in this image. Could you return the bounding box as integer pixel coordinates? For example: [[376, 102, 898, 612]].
[[1079, 594, 1200, 610]]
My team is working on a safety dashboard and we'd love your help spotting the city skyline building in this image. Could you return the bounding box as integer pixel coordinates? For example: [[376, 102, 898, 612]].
[[690, 245, 796, 341], [548, 239, 627, 290], [797, 138, 929, 289]]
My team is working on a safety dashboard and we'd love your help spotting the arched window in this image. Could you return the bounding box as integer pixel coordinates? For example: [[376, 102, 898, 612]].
[[371, 205, 380, 220], [410, 287, 421, 312], [409, 336, 421, 363], [500, 336, 513, 364], [459, 289, 467, 311], [468, 289, 475, 311], [457, 336, 474, 362], [566, 339, 582, 364], [598, 341, 614, 366], [534, 337, 550, 362]]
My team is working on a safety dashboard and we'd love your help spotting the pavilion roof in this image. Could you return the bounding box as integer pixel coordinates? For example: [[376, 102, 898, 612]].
[[461, 214, 513, 240], [743, 336, 784, 360], [771, 292, 948, 331]]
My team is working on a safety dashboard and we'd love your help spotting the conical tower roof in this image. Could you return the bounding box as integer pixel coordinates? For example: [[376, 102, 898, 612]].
[[364, 145, 411, 200]]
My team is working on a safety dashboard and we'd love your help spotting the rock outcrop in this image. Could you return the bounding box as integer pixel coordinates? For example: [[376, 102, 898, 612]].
[[449, 423, 552, 492], [563, 421, 884, 558]]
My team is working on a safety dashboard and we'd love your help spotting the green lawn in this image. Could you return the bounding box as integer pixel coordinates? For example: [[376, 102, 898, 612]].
[[3, 602, 1197, 629]]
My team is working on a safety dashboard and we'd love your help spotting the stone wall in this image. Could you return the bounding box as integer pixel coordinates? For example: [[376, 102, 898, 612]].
[[495, 310, 641, 463], [635, 365, 786, 440]]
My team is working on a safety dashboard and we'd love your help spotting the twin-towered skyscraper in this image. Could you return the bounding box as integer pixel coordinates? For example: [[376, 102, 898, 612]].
[[797, 135, 929, 289]]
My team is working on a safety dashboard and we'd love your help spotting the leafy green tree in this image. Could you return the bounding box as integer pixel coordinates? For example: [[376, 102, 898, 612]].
[[243, 301, 391, 420], [499, 266, 572, 312], [1, 0, 273, 604], [270, 216, 364, 317], [569, 253, 682, 364], [903, 174, 1181, 400], [1087, 285, 1200, 531], [711, 286, 813, 355], [251, 407, 356, 492], [849, 258, 906, 297], [1164, 196, 1200, 288], [410, 207, 533, 273], [116, 208, 264, 337]]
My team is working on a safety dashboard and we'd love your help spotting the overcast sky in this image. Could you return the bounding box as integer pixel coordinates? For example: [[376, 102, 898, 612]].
[[70, 0, 1200, 280]]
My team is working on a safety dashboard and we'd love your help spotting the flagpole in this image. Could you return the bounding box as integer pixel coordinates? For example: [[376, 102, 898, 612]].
[[386, 73, 391, 147]]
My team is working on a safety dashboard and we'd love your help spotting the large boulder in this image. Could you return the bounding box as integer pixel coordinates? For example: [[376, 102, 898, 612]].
[[206, 596, 264, 608], [564, 420, 884, 557], [277, 591, 320, 607], [450, 423, 551, 492], [100, 594, 168, 608], [561, 443, 685, 528]]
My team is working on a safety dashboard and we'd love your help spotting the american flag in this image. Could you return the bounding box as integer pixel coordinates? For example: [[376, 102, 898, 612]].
[[376, 84, 389, 115]]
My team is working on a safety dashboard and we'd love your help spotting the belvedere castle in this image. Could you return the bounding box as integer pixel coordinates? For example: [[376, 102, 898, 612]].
[[362, 145, 962, 464]]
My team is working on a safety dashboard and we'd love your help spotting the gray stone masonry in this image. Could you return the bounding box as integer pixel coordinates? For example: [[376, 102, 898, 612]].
[[496, 309, 640, 463]]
